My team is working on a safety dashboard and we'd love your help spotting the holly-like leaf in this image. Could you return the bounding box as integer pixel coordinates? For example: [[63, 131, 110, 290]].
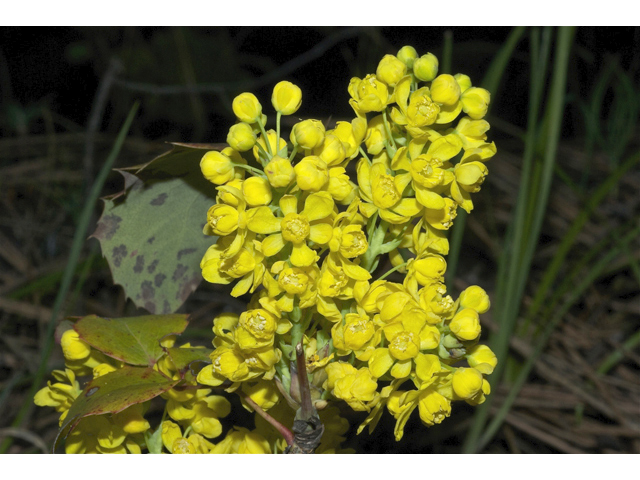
[[166, 346, 213, 380], [55, 366, 178, 452], [75, 314, 189, 366], [91, 143, 222, 314]]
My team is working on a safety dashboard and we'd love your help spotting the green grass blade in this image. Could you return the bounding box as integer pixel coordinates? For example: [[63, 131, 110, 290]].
[[476, 222, 640, 451], [525, 151, 640, 325], [463, 26, 575, 453], [0, 102, 140, 454]]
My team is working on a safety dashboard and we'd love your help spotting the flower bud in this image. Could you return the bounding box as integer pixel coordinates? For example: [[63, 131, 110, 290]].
[[327, 167, 356, 203], [413, 53, 438, 82], [291, 119, 325, 150], [60, 329, 90, 361], [431, 74, 461, 106], [232, 92, 262, 123], [397, 45, 418, 68], [449, 308, 481, 341], [271, 81, 302, 115], [461, 87, 490, 119], [452, 367, 483, 399], [294, 156, 329, 191], [242, 176, 272, 207], [454, 73, 472, 93], [226, 122, 256, 152], [459, 285, 490, 313], [254, 129, 287, 162], [315, 133, 346, 167], [201, 148, 244, 185], [364, 115, 387, 155], [376, 54, 407, 87], [466, 344, 497, 374], [264, 155, 295, 188]]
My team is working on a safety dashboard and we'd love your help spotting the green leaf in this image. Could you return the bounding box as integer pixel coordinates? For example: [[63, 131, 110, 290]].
[[166, 346, 213, 380], [55, 366, 179, 452], [91, 143, 221, 314], [75, 314, 189, 366]]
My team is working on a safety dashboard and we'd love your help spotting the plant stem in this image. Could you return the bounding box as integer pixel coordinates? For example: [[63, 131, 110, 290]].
[[244, 395, 295, 446]]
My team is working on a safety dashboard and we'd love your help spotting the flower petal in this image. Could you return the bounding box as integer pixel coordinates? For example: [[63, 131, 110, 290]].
[[262, 233, 285, 257], [309, 222, 333, 244]]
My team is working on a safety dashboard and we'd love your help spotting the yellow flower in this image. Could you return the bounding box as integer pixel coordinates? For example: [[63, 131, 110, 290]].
[[348, 74, 389, 114], [466, 344, 497, 375], [271, 81, 302, 115], [200, 236, 265, 297], [461, 87, 490, 119], [242, 380, 281, 411], [265, 263, 319, 313], [331, 311, 379, 359], [430, 74, 461, 106], [357, 158, 421, 224], [294, 155, 329, 191], [264, 155, 295, 189], [390, 76, 440, 138], [330, 118, 366, 161], [413, 53, 439, 82], [376, 54, 407, 87], [449, 308, 481, 341], [397, 45, 418, 69], [324, 362, 379, 412], [452, 367, 483, 400], [388, 387, 451, 440], [235, 308, 278, 351], [404, 252, 447, 293], [242, 176, 272, 207], [210, 427, 272, 454], [458, 285, 490, 314], [454, 73, 472, 93], [34, 368, 81, 422], [232, 92, 262, 123], [253, 129, 287, 163], [227, 122, 256, 152], [60, 329, 91, 361], [325, 167, 356, 204], [290, 119, 325, 150], [364, 115, 387, 155], [313, 134, 346, 167], [252, 192, 334, 267], [201, 148, 246, 185]]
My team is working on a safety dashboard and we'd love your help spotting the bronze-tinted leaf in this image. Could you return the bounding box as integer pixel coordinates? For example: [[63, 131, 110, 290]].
[[75, 314, 188, 366]]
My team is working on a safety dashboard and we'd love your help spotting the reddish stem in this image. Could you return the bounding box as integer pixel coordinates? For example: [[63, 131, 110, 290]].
[[243, 395, 295, 446]]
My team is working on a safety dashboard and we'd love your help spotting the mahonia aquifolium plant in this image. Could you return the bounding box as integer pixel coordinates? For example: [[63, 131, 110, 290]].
[[36, 46, 498, 453]]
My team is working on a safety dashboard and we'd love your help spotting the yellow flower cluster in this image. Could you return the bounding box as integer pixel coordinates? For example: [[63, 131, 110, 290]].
[[197, 46, 498, 445], [36, 46, 497, 453]]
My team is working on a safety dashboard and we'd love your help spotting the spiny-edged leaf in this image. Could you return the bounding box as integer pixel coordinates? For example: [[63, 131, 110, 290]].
[[55, 366, 178, 452], [75, 314, 188, 366], [91, 143, 222, 314], [166, 346, 213, 380]]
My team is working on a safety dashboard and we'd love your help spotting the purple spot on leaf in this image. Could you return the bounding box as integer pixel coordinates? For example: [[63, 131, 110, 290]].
[[172, 264, 188, 281], [147, 259, 159, 274], [150, 193, 168, 206], [154, 273, 166, 287], [177, 248, 197, 260], [112, 244, 127, 267], [133, 255, 145, 274]]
